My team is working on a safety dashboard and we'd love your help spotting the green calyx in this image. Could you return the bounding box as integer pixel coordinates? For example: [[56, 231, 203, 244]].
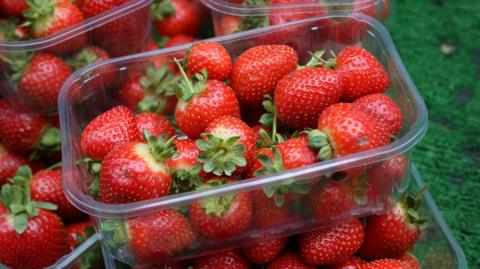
[[170, 165, 204, 194], [22, 0, 55, 26], [400, 187, 429, 230], [173, 58, 208, 102], [141, 65, 177, 97], [0, 52, 32, 84], [151, 0, 175, 21], [1, 166, 58, 234], [259, 95, 277, 129], [301, 50, 337, 69], [137, 95, 167, 114], [100, 219, 129, 252], [238, 15, 269, 32], [67, 48, 98, 71], [29, 127, 61, 161], [256, 127, 285, 149], [196, 135, 247, 176], [82, 158, 102, 197], [305, 129, 333, 161], [199, 179, 235, 217], [143, 131, 178, 163], [0, 18, 24, 41]]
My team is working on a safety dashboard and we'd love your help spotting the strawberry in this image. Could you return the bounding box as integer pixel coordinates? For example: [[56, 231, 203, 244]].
[[299, 219, 364, 265], [251, 188, 297, 229], [380, 0, 390, 21], [354, 94, 402, 135], [23, 0, 86, 53], [0, 143, 27, 185], [0, 100, 61, 158], [242, 236, 287, 264], [363, 259, 408, 269], [335, 46, 390, 101], [306, 180, 354, 219], [217, 15, 242, 36], [189, 178, 252, 239], [276, 136, 317, 170], [194, 249, 250, 269], [274, 52, 342, 129], [164, 34, 196, 48], [196, 116, 255, 176], [187, 41, 232, 82], [267, 252, 315, 269], [0, 166, 67, 269], [327, 256, 365, 269], [30, 168, 84, 221], [153, 0, 200, 37], [246, 147, 273, 178], [399, 252, 420, 269], [0, 52, 72, 111], [66, 220, 103, 269], [358, 192, 426, 260], [369, 155, 407, 191], [99, 132, 175, 204], [174, 61, 240, 139], [80, 105, 137, 160], [80, 0, 129, 17], [135, 112, 175, 141], [102, 210, 196, 265], [269, 0, 326, 26], [0, 18, 28, 41], [231, 45, 298, 107], [116, 65, 178, 115], [0, 0, 28, 16]]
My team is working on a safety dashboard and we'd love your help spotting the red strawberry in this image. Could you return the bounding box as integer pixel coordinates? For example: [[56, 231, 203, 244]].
[[102, 210, 196, 265], [0, 18, 28, 41], [368, 154, 407, 194], [134, 262, 185, 269], [354, 94, 402, 135], [217, 15, 241, 36], [80, 106, 137, 160], [23, 0, 86, 53], [189, 178, 252, 239], [99, 133, 175, 204], [116, 65, 178, 115], [231, 45, 298, 107], [0, 100, 61, 157], [358, 192, 426, 260], [399, 252, 420, 269], [153, 0, 200, 37], [0, 166, 68, 269], [80, 0, 128, 17], [0, 143, 27, 185], [306, 180, 354, 219], [174, 62, 241, 138], [327, 256, 365, 269], [363, 259, 407, 269], [134, 112, 175, 141], [276, 136, 317, 170], [299, 219, 364, 265], [242, 236, 287, 264], [197, 116, 255, 176], [30, 168, 84, 221], [0, 0, 28, 16], [65, 220, 103, 269], [246, 147, 273, 178], [275, 56, 342, 129], [269, 0, 326, 26], [194, 249, 250, 269], [335, 46, 390, 101], [251, 189, 297, 229], [267, 252, 315, 269], [164, 34, 196, 48], [187, 41, 232, 82]]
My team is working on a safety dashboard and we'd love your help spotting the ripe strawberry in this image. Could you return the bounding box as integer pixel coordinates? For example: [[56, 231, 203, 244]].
[[0, 100, 61, 157], [116, 65, 178, 115], [30, 168, 84, 221], [335, 46, 390, 101], [197, 116, 255, 176], [153, 0, 200, 37], [65, 220, 103, 269], [187, 41, 232, 82], [0, 18, 28, 41], [80, 106, 137, 160], [327, 256, 365, 269], [99, 133, 175, 204], [0, 0, 28, 16], [363, 259, 407, 269], [246, 147, 273, 178], [276, 136, 317, 170], [399, 252, 420, 269], [164, 34, 196, 48], [267, 252, 315, 269], [102, 210, 196, 265], [217, 15, 242, 36], [242, 236, 287, 264], [354, 94, 402, 135], [0, 166, 67, 269], [194, 249, 250, 269], [0, 143, 27, 185], [306, 180, 354, 219], [269, 0, 326, 26], [251, 189, 297, 229], [23, 0, 86, 53], [274, 56, 342, 129], [174, 62, 240, 139], [189, 178, 252, 239], [369, 155, 407, 191], [358, 192, 426, 259], [299, 219, 364, 265], [231, 45, 298, 107], [135, 112, 175, 141]]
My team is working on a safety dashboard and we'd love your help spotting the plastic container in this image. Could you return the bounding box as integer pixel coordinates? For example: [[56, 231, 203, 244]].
[[201, 0, 390, 36], [0, 0, 152, 114], [59, 14, 428, 266]]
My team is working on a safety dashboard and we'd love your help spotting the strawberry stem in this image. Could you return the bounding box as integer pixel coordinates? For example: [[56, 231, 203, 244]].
[[173, 58, 207, 102], [305, 129, 332, 161], [23, 0, 55, 27], [199, 179, 235, 217]]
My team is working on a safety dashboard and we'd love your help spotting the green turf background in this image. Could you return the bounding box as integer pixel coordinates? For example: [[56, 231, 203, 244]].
[[386, 0, 480, 267]]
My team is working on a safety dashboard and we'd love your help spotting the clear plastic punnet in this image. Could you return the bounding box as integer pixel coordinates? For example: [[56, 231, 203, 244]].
[[0, 0, 152, 114], [60, 14, 428, 266], [200, 0, 390, 36]]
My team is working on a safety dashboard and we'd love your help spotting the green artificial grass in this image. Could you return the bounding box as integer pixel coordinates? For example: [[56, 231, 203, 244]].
[[386, 0, 480, 267]]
